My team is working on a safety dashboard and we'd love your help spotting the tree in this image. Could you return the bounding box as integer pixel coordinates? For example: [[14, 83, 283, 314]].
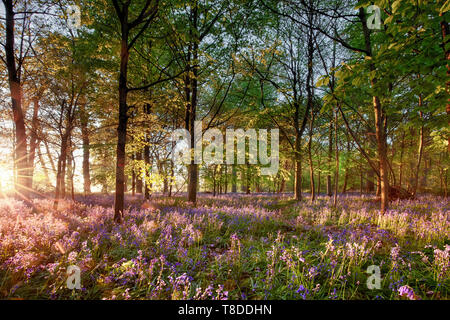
[[110, 0, 159, 223]]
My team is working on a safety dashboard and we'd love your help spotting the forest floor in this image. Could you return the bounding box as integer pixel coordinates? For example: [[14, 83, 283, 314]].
[[0, 193, 448, 300]]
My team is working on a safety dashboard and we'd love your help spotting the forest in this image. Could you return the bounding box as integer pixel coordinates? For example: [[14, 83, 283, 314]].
[[0, 0, 448, 301]]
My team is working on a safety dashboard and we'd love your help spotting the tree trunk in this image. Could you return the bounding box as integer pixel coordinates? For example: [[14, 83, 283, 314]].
[[144, 104, 151, 199], [25, 98, 39, 191], [188, 164, 198, 201], [444, 168, 448, 198], [246, 163, 250, 194], [342, 171, 348, 194], [224, 165, 228, 194], [279, 177, 286, 193], [376, 172, 381, 196], [308, 121, 315, 202], [366, 170, 375, 193], [80, 104, 91, 195], [212, 166, 216, 196], [131, 153, 136, 196], [327, 118, 333, 196], [4, 0, 29, 201], [187, 5, 199, 204], [67, 139, 75, 201], [169, 158, 174, 197], [333, 108, 339, 206], [359, 163, 363, 195], [54, 134, 68, 209], [37, 144, 51, 187], [294, 133, 302, 201], [136, 151, 143, 194], [44, 139, 56, 175], [399, 130, 405, 188], [317, 170, 321, 195], [162, 160, 168, 194], [114, 16, 130, 223], [360, 7, 389, 213], [341, 133, 350, 194], [231, 164, 237, 192], [306, 17, 315, 203], [439, 16, 449, 153], [412, 110, 424, 196], [27, 97, 40, 191], [373, 96, 389, 213]]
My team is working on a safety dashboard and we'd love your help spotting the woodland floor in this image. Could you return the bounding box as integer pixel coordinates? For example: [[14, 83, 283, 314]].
[[0, 193, 448, 300]]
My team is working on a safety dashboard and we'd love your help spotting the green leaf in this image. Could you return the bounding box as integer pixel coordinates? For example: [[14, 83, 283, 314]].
[[316, 76, 330, 88], [392, 0, 402, 13], [440, 0, 450, 14], [384, 15, 394, 24]]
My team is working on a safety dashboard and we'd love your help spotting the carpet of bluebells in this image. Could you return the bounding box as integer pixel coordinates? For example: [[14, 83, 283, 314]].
[[0, 193, 448, 300]]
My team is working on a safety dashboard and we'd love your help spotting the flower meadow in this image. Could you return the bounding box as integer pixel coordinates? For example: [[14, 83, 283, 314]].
[[0, 193, 448, 300]]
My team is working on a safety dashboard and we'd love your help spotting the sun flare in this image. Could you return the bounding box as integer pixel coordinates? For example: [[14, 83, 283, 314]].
[[0, 165, 14, 192]]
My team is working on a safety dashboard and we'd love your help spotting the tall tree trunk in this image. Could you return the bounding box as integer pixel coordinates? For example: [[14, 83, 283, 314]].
[[131, 153, 136, 196], [162, 161, 168, 194], [255, 173, 261, 193], [421, 157, 431, 190], [212, 166, 216, 196], [224, 165, 228, 194], [327, 30, 337, 198], [317, 167, 321, 195], [294, 124, 302, 201], [440, 16, 449, 153], [4, 0, 29, 201], [124, 172, 128, 193], [169, 158, 174, 197], [366, 170, 375, 193], [399, 130, 405, 188], [219, 167, 222, 195], [111, 0, 158, 221], [341, 134, 350, 193], [279, 177, 286, 193], [342, 171, 348, 194], [144, 104, 151, 200], [187, 4, 199, 204], [231, 164, 237, 192], [246, 163, 250, 194], [333, 108, 339, 206], [54, 134, 68, 209], [306, 14, 315, 203], [44, 139, 56, 175], [28, 97, 40, 191], [376, 171, 381, 196], [308, 118, 315, 202], [80, 104, 91, 195], [444, 168, 448, 198], [37, 144, 51, 187], [412, 110, 424, 196], [136, 151, 143, 194], [327, 118, 333, 196], [359, 162, 363, 195], [294, 152, 302, 200], [373, 97, 389, 213], [114, 14, 130, 223], [294, 18, 314, 201], [67, 139, 75, 201], [360, 7, 389, 213]]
